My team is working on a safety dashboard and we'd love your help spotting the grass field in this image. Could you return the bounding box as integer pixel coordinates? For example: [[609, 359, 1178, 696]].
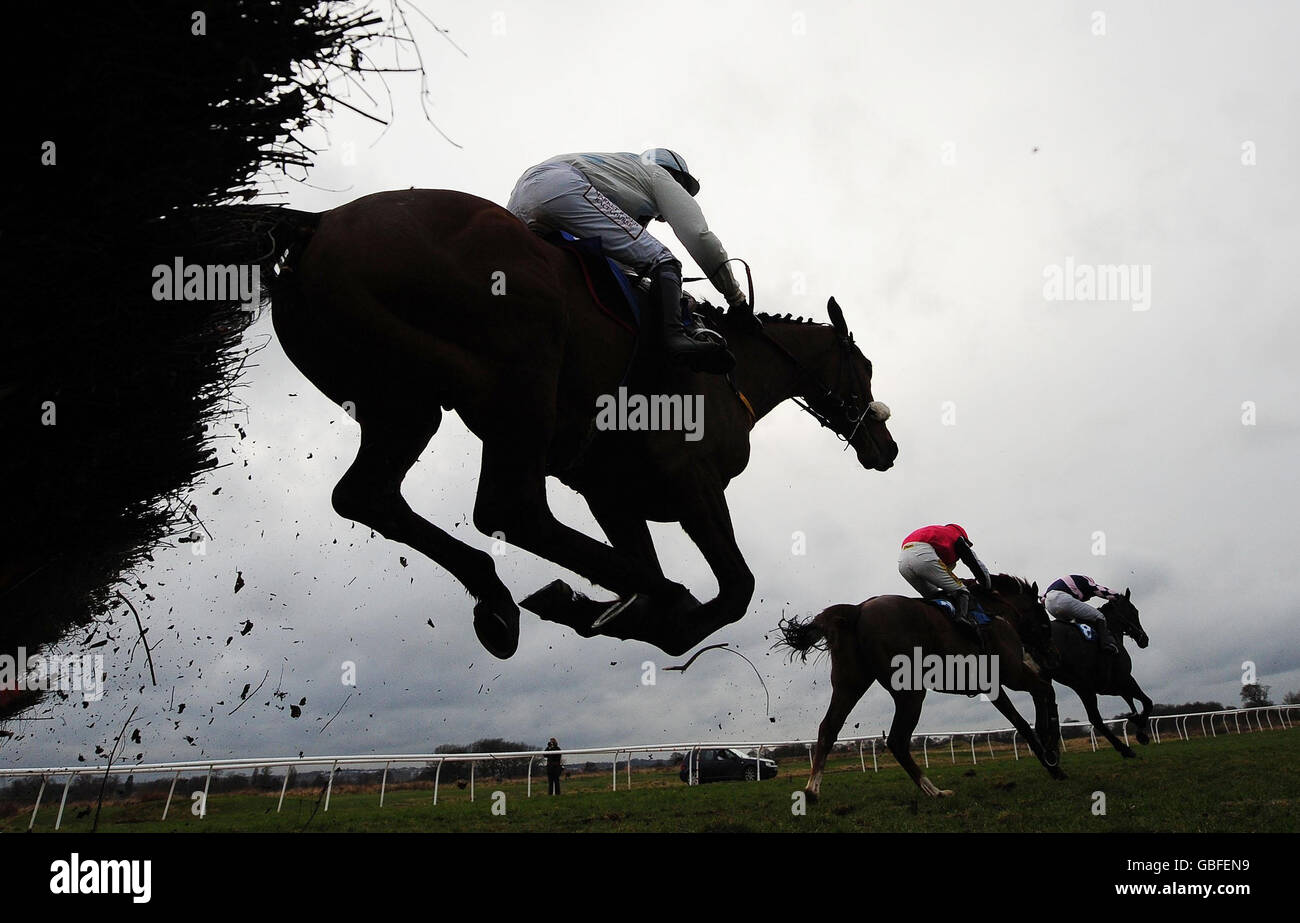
[[5, 729, 1297, 833]]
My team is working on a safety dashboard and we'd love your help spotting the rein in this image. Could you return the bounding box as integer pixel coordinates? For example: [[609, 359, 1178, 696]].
[[688, 257, 885, 446]]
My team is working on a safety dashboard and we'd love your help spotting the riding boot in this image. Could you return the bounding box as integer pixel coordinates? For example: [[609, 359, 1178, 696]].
[[1093, 620, 1119, 655], [954, 593, 979, 632], [652, 261, 732, 372]]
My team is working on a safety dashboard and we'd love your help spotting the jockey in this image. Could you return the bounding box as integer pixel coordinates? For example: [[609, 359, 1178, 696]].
[[506, 149, 753, 368], [898, 524, 992, 630], [1043, 574, 1122, 654]]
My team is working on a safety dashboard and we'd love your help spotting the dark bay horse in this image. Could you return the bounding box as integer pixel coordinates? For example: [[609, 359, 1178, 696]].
[[777, 575, 1066, 800], [254, 190, 898, 659], [1048, 590, 1153, 758]]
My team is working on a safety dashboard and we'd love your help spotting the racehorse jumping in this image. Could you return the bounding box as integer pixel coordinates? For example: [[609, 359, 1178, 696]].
[[776, 575, 1066, 801], [1047, 589, 1153, 758], [247, 190, 898, 659]]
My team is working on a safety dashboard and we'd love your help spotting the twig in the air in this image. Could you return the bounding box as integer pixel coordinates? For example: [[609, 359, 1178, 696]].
[[115, 591, 156, 686], [665, 643, 771, 716], [318, 692, 353, 734], [91, 705, 137, 833], [228, 669, 270, 716]]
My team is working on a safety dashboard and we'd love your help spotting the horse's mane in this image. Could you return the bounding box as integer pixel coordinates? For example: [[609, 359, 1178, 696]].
[[988, 573, 1038, 597], [692, 298, 829, 331], [964, 573, 1040, 606]]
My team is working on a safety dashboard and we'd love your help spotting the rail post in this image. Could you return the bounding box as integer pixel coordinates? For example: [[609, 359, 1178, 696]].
[[324, 760, 337, 813], [55, 772, 76, 830], [28, 774, 46, 830], [201, 764, 212, 819], [164, 769, 181, 819], [277, 768, 289, 813], [379, 761, 390, 807]]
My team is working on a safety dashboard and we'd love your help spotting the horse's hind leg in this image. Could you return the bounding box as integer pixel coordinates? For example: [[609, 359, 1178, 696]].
[[473, 441, 684, 646], [332, 410, 519, 658], [886, 689, 951, 797], [1080, 689, 1135, 758], [585, 495, 665, 580], [805, 679, 871, 802]]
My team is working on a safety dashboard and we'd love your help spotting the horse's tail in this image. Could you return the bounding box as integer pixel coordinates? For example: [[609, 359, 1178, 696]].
[[222, 204, 320, 304], [171, 204, 321, 308], [774, 604, 860, 663]]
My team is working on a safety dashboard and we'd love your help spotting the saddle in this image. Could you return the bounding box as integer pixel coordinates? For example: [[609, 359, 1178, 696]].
[[926, 596, 992, 626], [542, 230, 727, 399], [543, 230, 646, 331]]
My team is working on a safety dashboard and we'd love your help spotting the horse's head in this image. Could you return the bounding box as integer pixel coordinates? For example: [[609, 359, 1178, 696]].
[[1101, 588, 1147, 649], [977, 575, 1060, 672], [773, 297, 899, 471]]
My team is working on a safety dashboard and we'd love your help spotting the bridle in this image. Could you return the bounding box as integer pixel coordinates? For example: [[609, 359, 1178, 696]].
[[1102, 598, 1146, 645], [694, 258, 891, 451]]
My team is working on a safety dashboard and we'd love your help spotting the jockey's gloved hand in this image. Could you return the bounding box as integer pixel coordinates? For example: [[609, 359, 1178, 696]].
[[726, 294, 762, 334]]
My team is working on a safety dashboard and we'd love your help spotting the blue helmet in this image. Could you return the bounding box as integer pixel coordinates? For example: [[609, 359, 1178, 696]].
[[640, 148, 700, 196]]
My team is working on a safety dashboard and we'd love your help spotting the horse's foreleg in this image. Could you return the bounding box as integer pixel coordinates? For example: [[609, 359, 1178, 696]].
[[990, 687, 1067, 780], [1121, 678, 1154, 745], [806, 680, 870, 802], [332, 412, 519, 658], [1080, 689, 1135, 758], [886, 690, 951, 797]]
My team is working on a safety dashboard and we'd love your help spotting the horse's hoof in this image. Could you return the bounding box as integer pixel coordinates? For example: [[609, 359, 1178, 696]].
[[592, 593, 641, 629], [937, 789, 954, 798], [473, 597, 519, 659], [804, 788, 819, 804], [519, 579, 574, 619], [1121, 747, 1137, 759], [1051, 767, 1068, 781], [1137, 733, 1150, 746]]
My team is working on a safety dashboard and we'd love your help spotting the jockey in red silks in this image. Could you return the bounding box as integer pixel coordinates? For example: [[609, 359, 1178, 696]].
[[1043, 574, 1122, 654], [506, 149, 753, 368], [898, 523, 992, 629]]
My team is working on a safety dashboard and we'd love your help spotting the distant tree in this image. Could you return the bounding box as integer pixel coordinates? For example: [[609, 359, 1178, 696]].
[[1282, 690, 1300, 705], [1240, 684, 1273, 708]]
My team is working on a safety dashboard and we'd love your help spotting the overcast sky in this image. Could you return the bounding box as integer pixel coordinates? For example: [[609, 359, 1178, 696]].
[[6, 0, 1299, 771]]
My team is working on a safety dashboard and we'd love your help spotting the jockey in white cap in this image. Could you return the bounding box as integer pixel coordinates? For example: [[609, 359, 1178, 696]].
[[506, 149, 754, 368]]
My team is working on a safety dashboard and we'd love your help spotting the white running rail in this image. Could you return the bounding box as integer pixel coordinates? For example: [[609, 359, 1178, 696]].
[[2, 704, 1294, 829]]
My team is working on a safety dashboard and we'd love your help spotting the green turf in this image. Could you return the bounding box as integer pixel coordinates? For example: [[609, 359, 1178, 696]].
[[5, 730, 1297, 833]]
